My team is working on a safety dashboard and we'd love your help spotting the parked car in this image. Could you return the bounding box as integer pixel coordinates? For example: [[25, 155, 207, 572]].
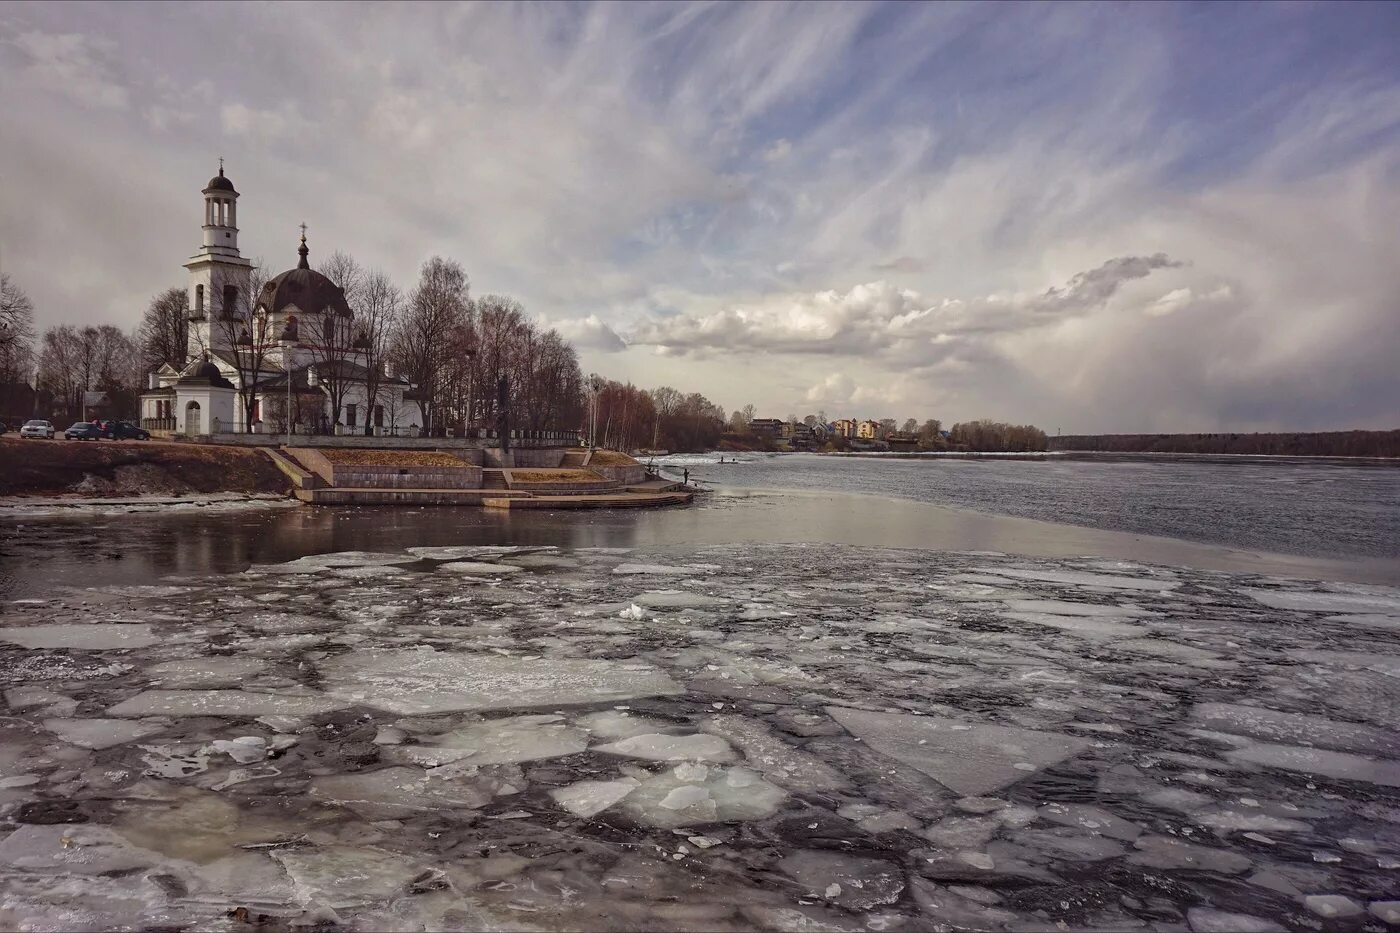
[[101, 420, 151, 440], [64, 422, 103, 441], [0, 421, 7, 435], [19, 419, 54, 439]]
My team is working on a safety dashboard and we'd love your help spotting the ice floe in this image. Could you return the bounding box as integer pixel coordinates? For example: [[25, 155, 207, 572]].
[[826, 707, 1090, 795], [318, 648, 683, 714], [0, 623, 162, 650], [106, 689, 346, 718]]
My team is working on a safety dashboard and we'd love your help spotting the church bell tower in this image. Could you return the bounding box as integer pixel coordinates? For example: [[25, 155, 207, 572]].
[[184, 161, 253, 362]]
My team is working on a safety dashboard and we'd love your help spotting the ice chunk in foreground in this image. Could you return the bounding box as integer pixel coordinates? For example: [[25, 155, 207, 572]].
[[984, 567, 1179, 591], [0, 824, 163, 875], [1226, 743, 1400, 787], [595, 733, 736, 763], [310, 766, 495, 819], [1187, 907, 1286, 932], [1002, 611, 1143, 639], [319, 648, 682, 714], [631, 591, 728, 610], [612, 563, 703, 576], [1128, 835, 1252, 874], [779, 850, 906, 910], [413, 714, 588, 765], [826, 707, 1090, 795], [1191, 703, 1398, 755], [619, 764, 785, 828], [0, 624, 161, 650], [106, 689, 347, 718], [438, 561, 525, 576], [145, 657, 267, 688], [251, 551, 419, 573], [1004, 599, 1154, 618], [550, 777, 640, 818], [44, 718, 165, 750], [1243, 587, 1400, 614], [272, 845, 433, 909], [575, 710, 678, 740], [703, 715, 850, 793]]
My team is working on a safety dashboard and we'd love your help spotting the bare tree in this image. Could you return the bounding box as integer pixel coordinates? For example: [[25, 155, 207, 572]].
[[0, 273, 36, 386], [393, 257, 470, 432], [137, 287, 189, 372], [356, 269, 402, 435]]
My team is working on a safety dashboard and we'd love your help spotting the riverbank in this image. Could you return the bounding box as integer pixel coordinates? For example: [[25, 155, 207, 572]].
[[0, 436, 288, 498]]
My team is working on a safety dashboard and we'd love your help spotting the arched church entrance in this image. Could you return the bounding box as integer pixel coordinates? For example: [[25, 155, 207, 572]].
[[185, 401, 202, 435]]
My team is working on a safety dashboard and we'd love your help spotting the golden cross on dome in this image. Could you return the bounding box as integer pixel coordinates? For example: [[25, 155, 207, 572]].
[[299, 222, 307, 242], [218, 156, 224, 172]]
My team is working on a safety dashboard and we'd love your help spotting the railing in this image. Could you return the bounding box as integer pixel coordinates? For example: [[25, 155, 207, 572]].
[[141, 417, 177, 431]]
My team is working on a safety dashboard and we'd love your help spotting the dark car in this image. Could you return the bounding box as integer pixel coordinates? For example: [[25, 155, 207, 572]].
[[101, 420, 151, 440], [65, 422, 103, 440], [0, 421, 7, 435]]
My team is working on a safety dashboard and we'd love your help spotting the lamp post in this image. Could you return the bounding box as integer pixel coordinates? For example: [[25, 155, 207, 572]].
[[587, 375, 603, 451]]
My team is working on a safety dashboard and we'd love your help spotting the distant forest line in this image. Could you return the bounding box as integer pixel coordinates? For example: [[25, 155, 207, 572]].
[[1049, 430, 1400, 458]]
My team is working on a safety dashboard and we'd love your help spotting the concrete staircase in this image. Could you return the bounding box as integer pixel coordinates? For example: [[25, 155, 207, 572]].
[[262, 448, 323, 490], [560, 449, 590, 468], [481, 470, 510, 490]]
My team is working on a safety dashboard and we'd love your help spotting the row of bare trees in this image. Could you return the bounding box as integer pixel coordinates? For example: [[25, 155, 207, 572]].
[[587, 380, 727, 452], [382, 256, 586, 434]]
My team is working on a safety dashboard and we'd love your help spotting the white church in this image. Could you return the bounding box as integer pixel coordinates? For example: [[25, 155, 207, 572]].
[[140, 165, 416, 437]]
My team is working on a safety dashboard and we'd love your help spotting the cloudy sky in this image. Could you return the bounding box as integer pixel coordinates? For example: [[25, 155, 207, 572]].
[[2, 2, 1398, 432]]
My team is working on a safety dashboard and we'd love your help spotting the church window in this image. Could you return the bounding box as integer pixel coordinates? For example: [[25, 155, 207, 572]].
[[195, 284, 204, 311], [346, 404, 357, 428], [223, 285, 238, 314], [374, 405, 384, 428]]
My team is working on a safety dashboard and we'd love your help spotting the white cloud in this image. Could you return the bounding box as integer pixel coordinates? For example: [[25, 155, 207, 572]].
[[628, 254, 1180, 358], [10, 30, 128, 110], [539, 314, 627, 352]]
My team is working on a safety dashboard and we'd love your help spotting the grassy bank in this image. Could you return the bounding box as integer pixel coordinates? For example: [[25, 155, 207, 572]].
[[0, 436, 288, 498]]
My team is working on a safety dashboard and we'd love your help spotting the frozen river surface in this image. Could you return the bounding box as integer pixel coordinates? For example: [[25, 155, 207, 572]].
[[2, 542, 1399, 930]]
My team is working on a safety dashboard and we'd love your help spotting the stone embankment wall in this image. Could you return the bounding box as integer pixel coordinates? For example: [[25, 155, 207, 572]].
[[287, 448, 483, 490], [588, 464, 646, 485]]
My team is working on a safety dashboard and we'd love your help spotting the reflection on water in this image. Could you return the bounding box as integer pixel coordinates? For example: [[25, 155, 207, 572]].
[[4, 484, 1397, 600]]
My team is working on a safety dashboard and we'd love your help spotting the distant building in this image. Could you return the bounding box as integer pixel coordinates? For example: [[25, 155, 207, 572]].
[[885, 431, 918, 451], [833, 418, 857, 438], [748, 418, 785, 439], [789, 422, 815, 448], [857, 419, 881, 439]]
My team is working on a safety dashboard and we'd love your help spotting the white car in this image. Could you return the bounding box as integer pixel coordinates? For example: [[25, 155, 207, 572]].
[[19, 419, 54, 439]]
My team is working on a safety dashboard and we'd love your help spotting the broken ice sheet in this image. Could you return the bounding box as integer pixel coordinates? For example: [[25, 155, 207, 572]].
[[45, 717, 165, 750], [404, 714, 588, 765], [1243, 586, 1400, 614], [144, 656, 267, 688], [106, 689, 346, 718], [272, 845, 434, 909], [0, 623, 162, 650], [595, 732, 736, 763], [981, 567, 1180, 591], [438, 561, 525, 576], [1191, 702, 1399, 755], [550, 776, 640, 818], [1226, 743, 1400, 787], [618, 764, 785, 828], [630, 590, 728, 610], [318, 648, 682, 714], [826, 706, 1090, 795], [310, 765, 497, 819]]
